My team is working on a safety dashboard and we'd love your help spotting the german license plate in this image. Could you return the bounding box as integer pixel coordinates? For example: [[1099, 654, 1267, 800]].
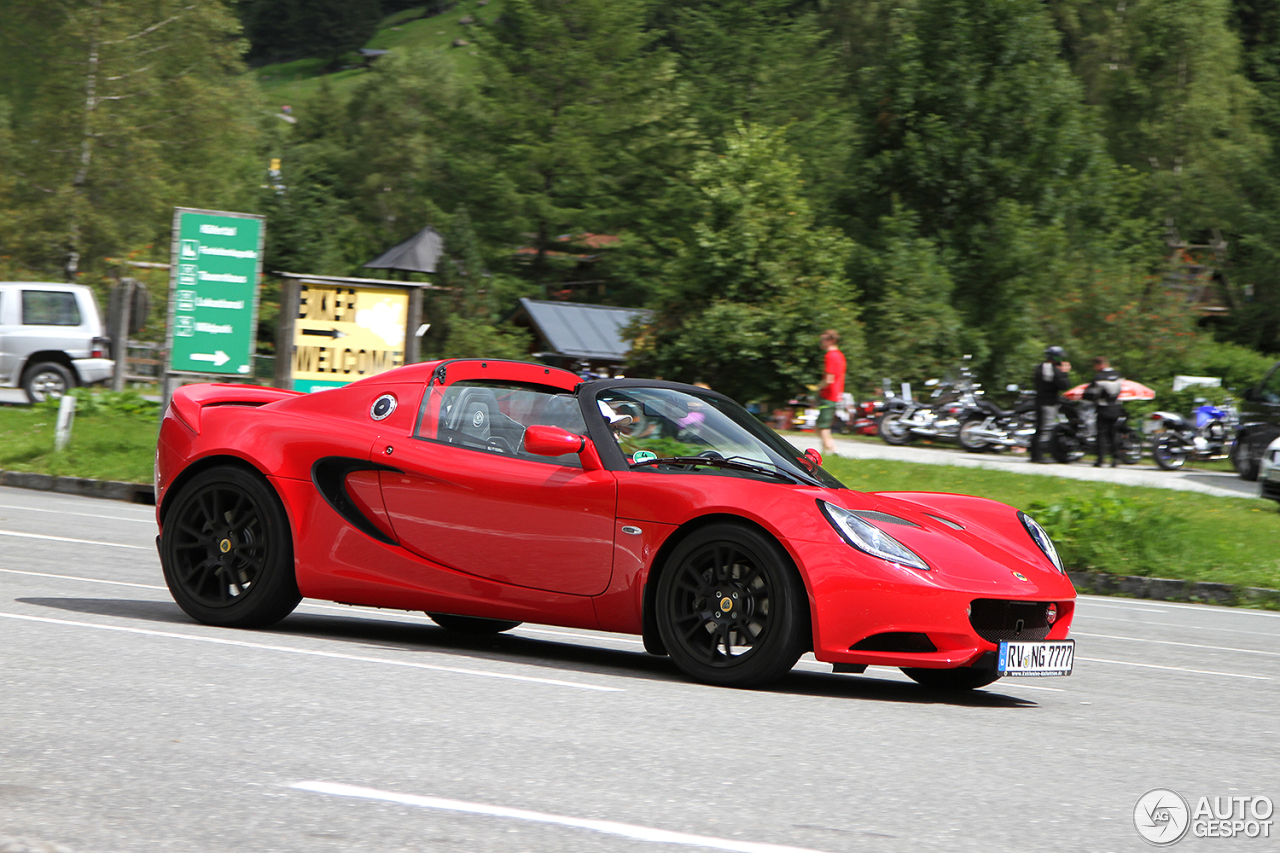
[[998, 640, 1075, 677]]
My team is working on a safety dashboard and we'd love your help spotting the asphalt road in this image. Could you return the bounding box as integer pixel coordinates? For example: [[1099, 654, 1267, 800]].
[[2, 486, 1278, 853]]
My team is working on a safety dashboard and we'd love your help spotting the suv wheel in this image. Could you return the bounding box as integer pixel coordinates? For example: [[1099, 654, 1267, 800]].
[[22, 362, 74, 404]]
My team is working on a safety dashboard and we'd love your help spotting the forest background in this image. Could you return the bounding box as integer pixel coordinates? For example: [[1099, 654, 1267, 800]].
[[3, 0, 1280, 409]]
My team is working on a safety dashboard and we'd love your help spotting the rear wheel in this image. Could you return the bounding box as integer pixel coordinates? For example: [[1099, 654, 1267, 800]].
[[160, 465, 300, 628], [901, 666, 1000, 690], [1152, 435, 1186, 470], [878, 412, 912, 446], [655, 524, 807, 688], [427, 613, 522, 634], [22, 361, 74, 404]]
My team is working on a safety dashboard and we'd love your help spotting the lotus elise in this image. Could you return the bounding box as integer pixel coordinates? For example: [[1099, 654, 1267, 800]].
[[155, 359, 1076, 689]]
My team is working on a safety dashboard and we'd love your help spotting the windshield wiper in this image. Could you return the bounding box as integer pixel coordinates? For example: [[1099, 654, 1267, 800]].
[[630, 454, 814, 485]]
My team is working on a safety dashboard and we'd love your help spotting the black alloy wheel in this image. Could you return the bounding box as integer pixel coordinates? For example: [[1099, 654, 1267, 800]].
[[900, 666, 1000, 690], [160, 465, 301, 628], [655, 524, 806, 688], [427, 613, 523, 634]]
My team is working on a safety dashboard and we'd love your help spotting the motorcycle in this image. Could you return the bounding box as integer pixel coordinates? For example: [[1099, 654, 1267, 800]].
[[957, 385, 1038, 453], [1145, 398, 1238, 470], [879, 361, 983, 447], [1049, 398, 1142, 465]]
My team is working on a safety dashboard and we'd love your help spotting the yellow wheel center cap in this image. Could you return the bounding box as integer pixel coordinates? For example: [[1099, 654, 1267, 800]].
[[219, 539, 232, 554], [719, 598, 733, 613]]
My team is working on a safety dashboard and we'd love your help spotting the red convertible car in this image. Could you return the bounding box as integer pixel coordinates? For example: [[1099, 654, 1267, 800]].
[[155, 358, 1076, 689]]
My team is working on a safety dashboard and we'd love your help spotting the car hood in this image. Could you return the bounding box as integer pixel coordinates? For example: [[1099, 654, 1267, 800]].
[[832, 490, 1070, 597]]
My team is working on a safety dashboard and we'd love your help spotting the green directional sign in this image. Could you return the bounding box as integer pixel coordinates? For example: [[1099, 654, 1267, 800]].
[[166, 208, 263, 376]]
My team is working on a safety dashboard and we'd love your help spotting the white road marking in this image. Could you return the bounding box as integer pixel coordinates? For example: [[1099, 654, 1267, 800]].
[[0, 529, 150, 550], [0, 502, 154, 523], [0, 612, 622, 692], [1078, 656, 1268, 680], [0, 568, 165, 590], [1074, 632, 1280, 657], [1080, 596, 1280, 619], [293, 781, 836, 853], [1078, 613, 1280, 640]]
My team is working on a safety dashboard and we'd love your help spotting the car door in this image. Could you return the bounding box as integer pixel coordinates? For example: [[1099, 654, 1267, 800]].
[[377, 379, 618, 596]]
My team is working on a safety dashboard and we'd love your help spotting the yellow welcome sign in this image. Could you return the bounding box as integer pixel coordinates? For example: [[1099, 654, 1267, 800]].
[[291, 283, 409, 392]]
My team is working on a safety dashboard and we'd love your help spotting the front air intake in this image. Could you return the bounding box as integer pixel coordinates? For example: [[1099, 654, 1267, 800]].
[[968, 599, 1053, 643]]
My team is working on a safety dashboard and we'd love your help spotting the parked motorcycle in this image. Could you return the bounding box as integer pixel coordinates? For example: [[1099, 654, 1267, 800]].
[[1145, 398, 1239, 470], [1049, 398, 1142, 464], [879, 361, 983, 447], [957, 386, 1038, 453]]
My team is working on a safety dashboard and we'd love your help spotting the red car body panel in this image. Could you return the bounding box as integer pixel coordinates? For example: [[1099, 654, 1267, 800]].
[[155, 359, 1076, 673]]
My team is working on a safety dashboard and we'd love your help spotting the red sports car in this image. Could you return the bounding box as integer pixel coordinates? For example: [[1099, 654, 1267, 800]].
[[155, 358, 1076, 689]]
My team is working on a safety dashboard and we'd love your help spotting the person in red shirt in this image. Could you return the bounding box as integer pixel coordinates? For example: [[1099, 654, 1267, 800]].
[[817, 330, 846, 455]]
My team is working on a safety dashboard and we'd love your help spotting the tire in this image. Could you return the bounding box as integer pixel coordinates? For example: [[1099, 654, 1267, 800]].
[[1049, 426, 1083, 464], [879, 412, 912, 446], [1152, 436, 1186, 470], [958, 418, 991, 453], [1232, 433, 1270, 482], [900, 666, 1001, 690], [160, 465, 301, 629], [22, 361, 74, 404], [427, 613, 522, 634], [1117, 430, 1143, 466], [655, 523, 807, 688]]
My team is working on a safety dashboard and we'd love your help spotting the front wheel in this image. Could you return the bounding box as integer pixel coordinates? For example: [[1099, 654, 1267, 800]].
[[957, 418, 991, 453], [655, 524, 807, 688], [878, 412, 912, 446], [23, 361, 74, 404], [160, 465, 301, 628], [901, 666, 1000, 690], [427, 613, 522, 634], [1152, 435, 1186, 470], [1049, 426, 1084, 464]]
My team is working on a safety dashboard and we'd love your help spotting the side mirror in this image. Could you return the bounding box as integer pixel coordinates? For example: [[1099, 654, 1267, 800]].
[[1242, 387, 1259, 403], [803, 448, 823, 471], [523, 424, 586, 457]]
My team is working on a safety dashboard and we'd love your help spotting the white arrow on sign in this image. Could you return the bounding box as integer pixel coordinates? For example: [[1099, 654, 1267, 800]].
[[191, 351, 231, 367]]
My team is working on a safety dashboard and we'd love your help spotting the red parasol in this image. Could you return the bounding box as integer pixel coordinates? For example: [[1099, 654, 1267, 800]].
[[1062, 379, 1156, 402]]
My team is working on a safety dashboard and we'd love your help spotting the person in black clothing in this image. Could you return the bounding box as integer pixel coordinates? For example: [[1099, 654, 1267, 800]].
[[1032, 346, 1072, 463], [1084, 356, 1125, 467]]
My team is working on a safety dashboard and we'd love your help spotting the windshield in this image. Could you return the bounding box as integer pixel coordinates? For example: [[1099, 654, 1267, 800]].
[[596, 385, 843, 488]]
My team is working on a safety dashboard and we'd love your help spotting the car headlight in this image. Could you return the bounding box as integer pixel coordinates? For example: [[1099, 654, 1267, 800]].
[[819, 501, 929, 570], [1018, 511, 1064, 573]]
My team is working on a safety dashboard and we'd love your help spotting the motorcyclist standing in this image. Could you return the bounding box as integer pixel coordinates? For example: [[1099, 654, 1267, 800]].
[[1084, 356, 1125, 467], [1032, 346, 1072, 463]]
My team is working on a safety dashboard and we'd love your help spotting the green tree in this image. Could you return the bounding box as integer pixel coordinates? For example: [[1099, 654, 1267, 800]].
[[0, 0, 261, 280], [629, 124, 863, 407], [238, 0, 382, 67], [845, 0, 1147, 382], [467, 0, 676, 294]]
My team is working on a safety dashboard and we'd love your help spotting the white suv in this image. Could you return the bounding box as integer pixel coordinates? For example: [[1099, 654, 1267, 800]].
[[0, 282, 114, 402]]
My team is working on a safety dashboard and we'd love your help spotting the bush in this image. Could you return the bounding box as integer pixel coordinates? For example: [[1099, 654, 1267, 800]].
[[1024, 491, 1189, 576], [38, 389, 161, 417]]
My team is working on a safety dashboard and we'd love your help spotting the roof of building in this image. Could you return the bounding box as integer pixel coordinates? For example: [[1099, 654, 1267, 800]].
[[516, 298, 651, 362]]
